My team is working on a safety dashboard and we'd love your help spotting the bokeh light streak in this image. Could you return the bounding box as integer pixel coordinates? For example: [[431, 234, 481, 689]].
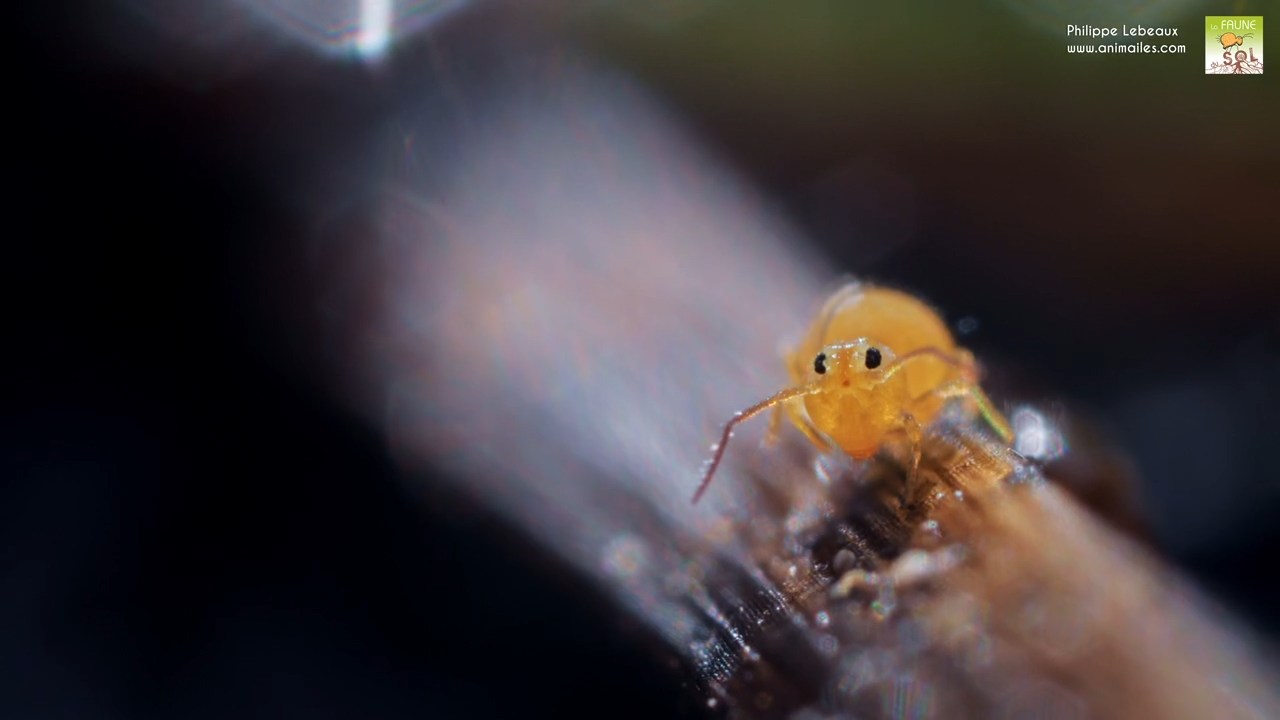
[[355, 0, 392, 58]]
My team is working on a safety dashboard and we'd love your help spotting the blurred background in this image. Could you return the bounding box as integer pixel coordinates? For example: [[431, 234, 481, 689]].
[[7, 0, 1279, 717]]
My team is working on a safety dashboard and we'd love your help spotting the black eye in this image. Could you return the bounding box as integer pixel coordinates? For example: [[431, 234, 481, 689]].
[[864, 347, 882, 370], [813, 352, 827, 374]]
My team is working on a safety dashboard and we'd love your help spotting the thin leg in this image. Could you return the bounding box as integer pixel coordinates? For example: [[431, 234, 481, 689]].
[[899, 412, 923, 508], [693, 384, 818, 504], [786, 401, 835, 454], [901, 412, 923, 480], [913, 379, 1013, 443], [766, 399, 833, 460]]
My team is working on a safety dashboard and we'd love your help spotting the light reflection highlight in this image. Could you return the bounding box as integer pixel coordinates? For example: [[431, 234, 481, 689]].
[[1011, 406, 1067, 462], [120, 0, 466, 62], [247, 0, 464, 59], [356, 0, 392, 58]]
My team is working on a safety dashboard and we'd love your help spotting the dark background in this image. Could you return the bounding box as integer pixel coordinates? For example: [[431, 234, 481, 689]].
[[8, 2, 1278, 718]]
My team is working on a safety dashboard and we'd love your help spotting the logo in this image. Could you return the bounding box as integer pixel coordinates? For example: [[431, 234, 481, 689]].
[[1207, 16, 1263, 74]]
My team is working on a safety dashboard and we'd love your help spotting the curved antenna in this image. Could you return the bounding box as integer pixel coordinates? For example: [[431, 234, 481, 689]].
[[692, 385, 818, 504], [814, 283, 863, 347], [889, 346, 980, 380]]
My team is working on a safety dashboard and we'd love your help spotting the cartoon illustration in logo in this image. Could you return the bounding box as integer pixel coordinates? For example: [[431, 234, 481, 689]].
[[1207, 17, 1263, 75], [1217, 32, 1253, 49]]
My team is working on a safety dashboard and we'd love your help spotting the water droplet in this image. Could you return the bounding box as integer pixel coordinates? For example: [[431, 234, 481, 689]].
[[601, 535, 648, 578], [891, 549, 933, 585], [871, 583, 898, 619], [833, 549, 857, 574], [1011, 406, 1067, 461], [818, 634, 840, 656]]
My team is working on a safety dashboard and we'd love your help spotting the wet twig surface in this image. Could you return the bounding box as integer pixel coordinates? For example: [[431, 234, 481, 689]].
[[686, 419, 1280, 718]]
